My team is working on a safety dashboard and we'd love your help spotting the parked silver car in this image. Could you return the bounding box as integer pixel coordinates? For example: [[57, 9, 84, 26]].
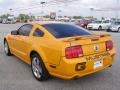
[[107, 22, 120, 32]]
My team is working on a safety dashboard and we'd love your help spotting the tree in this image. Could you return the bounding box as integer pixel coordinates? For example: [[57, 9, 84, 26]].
[[18, 14, 30, 21], [73, 16, 83, 19], [0, 14, 10, 18], [43, 15, 50, 18]]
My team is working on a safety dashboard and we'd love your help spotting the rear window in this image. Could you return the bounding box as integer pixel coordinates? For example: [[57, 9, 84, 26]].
[[43, 24, 91, 38]]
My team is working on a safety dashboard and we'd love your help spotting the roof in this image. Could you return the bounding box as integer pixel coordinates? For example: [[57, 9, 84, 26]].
[[30, 21, 67, 25]]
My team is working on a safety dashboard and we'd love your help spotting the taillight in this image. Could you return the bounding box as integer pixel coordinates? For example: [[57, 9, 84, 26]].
[[106, 40, 113, 51], [65, 45, 83, 59]]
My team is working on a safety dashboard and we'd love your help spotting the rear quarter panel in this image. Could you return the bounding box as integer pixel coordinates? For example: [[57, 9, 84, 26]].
[[29, 24, 65, 65]]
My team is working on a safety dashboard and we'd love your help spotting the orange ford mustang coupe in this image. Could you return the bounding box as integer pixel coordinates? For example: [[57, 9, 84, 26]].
[[4, 23, 116, 81]]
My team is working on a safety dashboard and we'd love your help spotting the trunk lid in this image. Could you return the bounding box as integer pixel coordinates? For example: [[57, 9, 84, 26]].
[[61, 34, 111, 56]]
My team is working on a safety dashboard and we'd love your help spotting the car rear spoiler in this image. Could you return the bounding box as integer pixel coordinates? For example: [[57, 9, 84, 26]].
[[94, 34, 111, 37], [62, 34, 111, 42]]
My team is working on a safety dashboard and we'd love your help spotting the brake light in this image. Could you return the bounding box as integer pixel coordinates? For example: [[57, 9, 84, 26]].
[[106, 40, 113, 51], [65, 45, 83, 59]]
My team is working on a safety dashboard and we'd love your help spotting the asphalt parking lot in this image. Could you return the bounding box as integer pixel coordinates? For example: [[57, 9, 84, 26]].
[[0, 23, 120, 90]]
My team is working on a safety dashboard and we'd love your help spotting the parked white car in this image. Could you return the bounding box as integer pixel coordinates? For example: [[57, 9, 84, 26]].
[[107, 22, 120, 32], [87, 20, 111, 30]]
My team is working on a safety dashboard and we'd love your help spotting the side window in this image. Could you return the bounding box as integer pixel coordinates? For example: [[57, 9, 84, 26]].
[[33, 28, 44, 37], [18, 24, 33, 36]]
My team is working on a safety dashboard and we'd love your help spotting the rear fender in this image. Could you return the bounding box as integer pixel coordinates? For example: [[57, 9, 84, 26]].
[[29, 46, 48, 64]]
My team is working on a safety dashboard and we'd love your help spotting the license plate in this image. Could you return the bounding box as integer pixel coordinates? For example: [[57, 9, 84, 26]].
[[94, 60, 103, 69]]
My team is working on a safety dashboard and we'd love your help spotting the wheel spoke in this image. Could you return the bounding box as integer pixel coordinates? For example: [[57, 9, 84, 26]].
[[32, 57, 42, 78], [36, 69, 41, 78], [4, 42, 8, 54]]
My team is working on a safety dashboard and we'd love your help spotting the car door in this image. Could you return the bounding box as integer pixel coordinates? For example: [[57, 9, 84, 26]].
[[102, 21, 111, 29], [9, 25, 26, 56], [13, 24, 33, 62]]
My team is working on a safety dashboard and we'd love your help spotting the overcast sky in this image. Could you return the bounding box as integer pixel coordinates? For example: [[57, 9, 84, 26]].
[[0, 0, 119, 18]]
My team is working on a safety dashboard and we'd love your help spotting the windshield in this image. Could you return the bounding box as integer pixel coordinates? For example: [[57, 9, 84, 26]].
[[43, 24, 91, 38], [7, 19, 13, 21], [92, 21, 102, 24], [103, 20, 110, 23]]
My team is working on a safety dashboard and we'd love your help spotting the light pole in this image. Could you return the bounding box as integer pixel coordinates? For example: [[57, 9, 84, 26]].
[[0, 8, 2, 16], [40, 1, 46, 20], [29, 13, 32, 21], [9, 8, 13, 16], [90, 8, 94, 18], [58, 10, 62, 18], [116, 0, 119, 19]]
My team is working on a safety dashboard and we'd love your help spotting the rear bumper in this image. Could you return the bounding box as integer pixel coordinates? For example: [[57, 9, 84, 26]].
[[48, 51, 115, 80]]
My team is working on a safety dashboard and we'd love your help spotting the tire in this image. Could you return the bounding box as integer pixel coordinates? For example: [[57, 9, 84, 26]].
[[106, 29, 111, 32], [98, 26, 102, 31], [4, 40, 12, 56], [31, 53, 50, 81], [118, 27, 120, 32]]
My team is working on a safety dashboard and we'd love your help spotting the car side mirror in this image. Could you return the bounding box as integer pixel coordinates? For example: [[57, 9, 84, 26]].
[[11, 30, 18, 35]]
